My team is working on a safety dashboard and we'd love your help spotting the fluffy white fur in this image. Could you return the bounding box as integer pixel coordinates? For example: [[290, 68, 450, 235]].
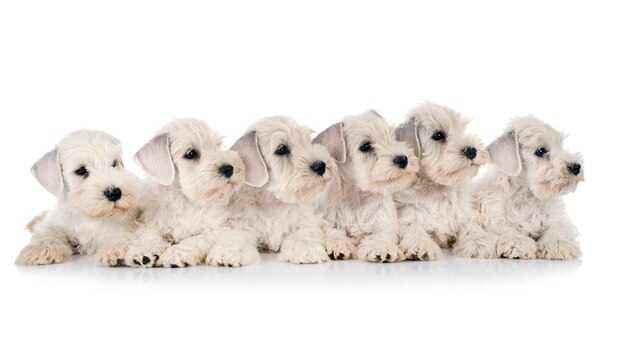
[[476, 115, 584, 259], [16, 130, 140, 266], [126, 118, 258, 268], [228, 116, 335, 264], [394, 102, 496, 261], [315, 110, 419, 262]]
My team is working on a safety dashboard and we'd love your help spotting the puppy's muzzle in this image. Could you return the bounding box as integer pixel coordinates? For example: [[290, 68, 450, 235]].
[[103, 187, 122, 202]]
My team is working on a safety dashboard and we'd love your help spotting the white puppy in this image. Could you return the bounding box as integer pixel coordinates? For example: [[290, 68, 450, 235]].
[[476, 115, 584, 259], [16, 130, 140, 266], [314, 110, 419, 263], [228, 116, 335, 264], [394, 102, 495, 260], [126, 118, 258, 268]]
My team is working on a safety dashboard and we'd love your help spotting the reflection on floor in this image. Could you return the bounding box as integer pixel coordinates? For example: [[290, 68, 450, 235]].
[[15, 252, 582, 288]]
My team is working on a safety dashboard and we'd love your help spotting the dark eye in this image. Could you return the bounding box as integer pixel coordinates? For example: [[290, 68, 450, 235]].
[[184, 149, 197, 160], [75, 166, 88, 176], [535, 147, 547, 158], [275, 144, 290, 156], [432, 131, 446, 142], [111, 160, 118, 168], [359, 141, 372, 152]]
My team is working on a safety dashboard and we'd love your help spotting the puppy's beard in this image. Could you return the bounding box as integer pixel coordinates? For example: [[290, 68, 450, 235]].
[[355, 157, 417, 194], [270, 168, 333, 204], [423, 148, 489, 186], [68, 171, 139, 220], [529, 163, 584, 199], [181, 169, 244, 203], [69, 186, 138, 221]]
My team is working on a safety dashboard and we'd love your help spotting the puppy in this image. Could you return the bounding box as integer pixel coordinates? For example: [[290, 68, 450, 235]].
[[476, 115, 584, 259], [126, 118, 257, 267], [394, 102, 494, 260], [228, 116, 334, 264], [315, 110, 419, 263], [16, 130, 140, 266]]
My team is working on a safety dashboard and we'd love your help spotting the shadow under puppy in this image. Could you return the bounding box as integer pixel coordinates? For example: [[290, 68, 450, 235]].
[[315, 110, 419, 263], [477, 115, 584, 259], [394, 102, 495, 261], [228, 116, 335, 264], [127, 118, 258, 267], [16, 130, 140, 266]]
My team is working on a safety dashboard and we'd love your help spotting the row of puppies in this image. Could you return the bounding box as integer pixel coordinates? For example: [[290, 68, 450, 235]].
[[16, 102, 584, 267]]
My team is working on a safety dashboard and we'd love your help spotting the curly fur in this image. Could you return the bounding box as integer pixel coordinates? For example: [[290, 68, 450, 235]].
[[16, 130, 140, 266], [228, 116, 335, 264], [476, 115, 584, 260], [317, 110, 419, 263], [125, 118, 257, 268], [393, 102, 495, 261]]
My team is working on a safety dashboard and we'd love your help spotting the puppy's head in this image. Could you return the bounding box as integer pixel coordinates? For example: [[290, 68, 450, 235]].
[[134, 118, 245, 203], [396, 102, 489, 186], [231, 116, 334, 204], [31, 130, 139, 220], [488, 115, 584, 199], [316, 110, 418, 194]]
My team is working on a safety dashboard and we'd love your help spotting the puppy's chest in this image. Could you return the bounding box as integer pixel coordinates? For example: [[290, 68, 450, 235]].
[[69, 219, 130, 254], [503, 192, 548, 237], [166, 204, 229, 241], [403, 188, 469, 233], [335, 193, 387, 235], [254, 204, 312, 251]]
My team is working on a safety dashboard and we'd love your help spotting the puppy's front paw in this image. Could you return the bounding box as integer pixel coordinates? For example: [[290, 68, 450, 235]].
[[496, 234, 537, 259], [156, 246, 201, 268], [453, 233, 498, 259], [279, 243, 329, 264], [400, 236, 441, 261], [96, 244, 128, 267], [15, 241, 72, 265], [358, 242, 405, 263], [325, 236, 355, 260], [208, 243, 260, 267], [536, 239, 581, 260], [125, 245, 165, 268]]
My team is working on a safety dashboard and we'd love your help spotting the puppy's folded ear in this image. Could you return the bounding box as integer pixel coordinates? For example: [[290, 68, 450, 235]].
[[231, 131, 268, 187], [395, 117, 420, 158], [313, 123, 346, 163], [31, 148, 64, 196], [133, 133, 176, 185], [487, 131, 522, 176]]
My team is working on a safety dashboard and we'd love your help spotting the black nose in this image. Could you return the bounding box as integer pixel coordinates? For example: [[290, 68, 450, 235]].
[[218, 164, 234, 178], [568, 163, 581, 176], [310, 161, 326, 176], [393, 155, 408, 169], [104, 187, 122, 202], [463, 147, 477, 160]]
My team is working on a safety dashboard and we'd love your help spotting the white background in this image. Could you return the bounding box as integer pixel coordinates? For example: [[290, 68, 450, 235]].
[[0, 1, 624, 338]]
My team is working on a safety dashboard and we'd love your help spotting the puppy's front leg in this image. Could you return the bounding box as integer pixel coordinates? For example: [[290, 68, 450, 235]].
[[279, 222, 328, 264], [95, 241, 129, 267], [453, 220, 497, 259], [323, 221, 356, 260], [126, 227, 169, 267], [157, 231, 216, 268], [536, 222, 580, 260], [207, 228, 260, 267], [496, 230, 538, 259], [16, 227, 73, 265], [398, 224, 441, 261]]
